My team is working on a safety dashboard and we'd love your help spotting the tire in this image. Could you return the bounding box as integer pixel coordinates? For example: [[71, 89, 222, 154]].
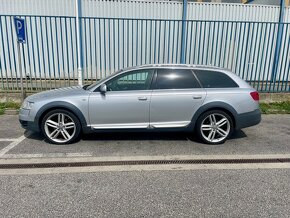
[[41, 109, 81, 144], [196, 110, 233, 145]]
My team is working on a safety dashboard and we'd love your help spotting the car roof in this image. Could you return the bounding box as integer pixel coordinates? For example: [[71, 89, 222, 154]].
[[120, 64, 230, 72]]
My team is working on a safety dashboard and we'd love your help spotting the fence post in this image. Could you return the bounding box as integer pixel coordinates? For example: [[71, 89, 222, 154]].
[[271, 0, 286, 83], [76, 0, 83, 86], [180, 0, 187, 64]]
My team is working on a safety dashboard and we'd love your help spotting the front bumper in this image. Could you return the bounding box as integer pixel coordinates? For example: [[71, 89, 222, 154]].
[[19, 108, 40, 132], [235, 109, 261, 130]]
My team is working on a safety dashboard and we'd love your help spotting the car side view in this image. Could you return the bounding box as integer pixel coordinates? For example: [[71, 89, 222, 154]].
[[19, 64, 261, 145]]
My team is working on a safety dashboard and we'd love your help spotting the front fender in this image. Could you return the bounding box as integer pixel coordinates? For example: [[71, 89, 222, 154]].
[[35, 101, 91, 133]]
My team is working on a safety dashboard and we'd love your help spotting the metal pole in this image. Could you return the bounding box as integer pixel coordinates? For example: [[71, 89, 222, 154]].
[[180, 0, 187, 64], [271, 0, 285, 83], [76, 0, 83, 86], [17, 42, 25, 101]]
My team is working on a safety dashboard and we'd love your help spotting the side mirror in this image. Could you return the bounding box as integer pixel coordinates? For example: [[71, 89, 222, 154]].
[[100, 84, 107, 93]]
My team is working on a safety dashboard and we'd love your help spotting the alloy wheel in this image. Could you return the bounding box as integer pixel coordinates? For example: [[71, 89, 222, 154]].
[[44, 113, 76, 143], [200, 113, 231, 143]]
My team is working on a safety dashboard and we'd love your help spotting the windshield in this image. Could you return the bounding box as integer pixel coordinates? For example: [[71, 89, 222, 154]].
[[85, 70, 122, 90]]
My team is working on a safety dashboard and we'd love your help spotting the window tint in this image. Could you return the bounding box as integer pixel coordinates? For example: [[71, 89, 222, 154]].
[[155, 69, 200, 89], [194, 70, 238, 88], [106, 69, 154, 91]]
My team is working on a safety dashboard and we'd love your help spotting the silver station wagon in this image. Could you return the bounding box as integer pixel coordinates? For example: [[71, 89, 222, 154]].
[[19, 64, 261, 145]]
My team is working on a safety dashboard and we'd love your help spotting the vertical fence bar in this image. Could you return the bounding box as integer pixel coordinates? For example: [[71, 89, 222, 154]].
[[271, 0, 286, 83], [0, 17, 9, 90], [76, 0, 83, 86], [180, 0, 187, 64]]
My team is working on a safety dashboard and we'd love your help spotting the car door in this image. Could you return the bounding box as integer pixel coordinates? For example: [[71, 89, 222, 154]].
[[150, 68, 206, 128], [88, 69, 154, 129]]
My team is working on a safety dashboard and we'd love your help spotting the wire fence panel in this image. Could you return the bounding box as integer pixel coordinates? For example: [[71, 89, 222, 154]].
[[0, 15, 289, 92]]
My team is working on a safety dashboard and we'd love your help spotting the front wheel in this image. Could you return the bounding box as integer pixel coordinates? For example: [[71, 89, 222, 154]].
[[41, 109, 81, 144], [196, 110, 233, 144]]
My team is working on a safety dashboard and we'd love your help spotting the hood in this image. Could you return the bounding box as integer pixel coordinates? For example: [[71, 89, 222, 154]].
[[26, 86, 87, 102]]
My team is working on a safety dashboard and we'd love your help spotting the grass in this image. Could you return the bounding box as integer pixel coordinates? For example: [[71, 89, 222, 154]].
[[260, 101, 290, 114], [0, 101, 21, 115]]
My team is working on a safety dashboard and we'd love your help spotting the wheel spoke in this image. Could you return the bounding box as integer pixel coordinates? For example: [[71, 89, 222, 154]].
[[58, 113, 61, 123], [63, 129, 71, 139], [50, 129, 59, 139], [217, 127, 228, 136], [210, 131, 216, 141], [217, 118, 228, 127], [201, 124, 212, 131], [61, 131, 68, 140], [209, 115, 213, 125], [207, 130, 214, 141], [46, 120, 58, 128], [64, 122, 75, 129], [61, 114, 65, 123], [211, 115, 217, 125]]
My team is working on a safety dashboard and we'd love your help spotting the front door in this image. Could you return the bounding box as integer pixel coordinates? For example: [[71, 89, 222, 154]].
[[88, 69, 154, 129]]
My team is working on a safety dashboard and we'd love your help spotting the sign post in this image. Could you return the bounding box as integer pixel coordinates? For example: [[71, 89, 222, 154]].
[[14, 17, 26, 101]]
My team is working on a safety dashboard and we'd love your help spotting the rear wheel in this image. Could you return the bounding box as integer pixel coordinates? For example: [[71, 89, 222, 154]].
[[196, 110, 233, 144], [41, 109, 81, 144]]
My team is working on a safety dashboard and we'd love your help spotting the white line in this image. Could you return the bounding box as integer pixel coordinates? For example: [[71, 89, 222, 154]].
[[0, 163, 290, 175], [0, 138, 18, 142], [0, 152, 92, 159], [0, 132, 31, 156]]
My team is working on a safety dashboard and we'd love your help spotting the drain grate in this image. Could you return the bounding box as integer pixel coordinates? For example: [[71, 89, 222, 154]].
[[1, 158, 290, 169]]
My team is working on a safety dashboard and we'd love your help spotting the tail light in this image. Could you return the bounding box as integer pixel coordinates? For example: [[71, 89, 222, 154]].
[[250, 91, 259, 101]]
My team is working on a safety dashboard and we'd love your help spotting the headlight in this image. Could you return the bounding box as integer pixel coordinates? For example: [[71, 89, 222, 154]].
[[21, 100, 34, 109]]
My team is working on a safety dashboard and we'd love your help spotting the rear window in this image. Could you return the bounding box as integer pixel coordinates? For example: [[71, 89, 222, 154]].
[[194, 70, 238, 88], [155, 69, 201, 89]]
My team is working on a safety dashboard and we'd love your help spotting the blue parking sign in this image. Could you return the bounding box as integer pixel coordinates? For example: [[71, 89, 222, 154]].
[[14, 17, 26, 43]]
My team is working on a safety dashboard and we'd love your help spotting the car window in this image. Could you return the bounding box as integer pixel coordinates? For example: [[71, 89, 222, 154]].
[[194, 70, 238, 88], [106, 69, 154, 91], [154, 69, 200, 89]]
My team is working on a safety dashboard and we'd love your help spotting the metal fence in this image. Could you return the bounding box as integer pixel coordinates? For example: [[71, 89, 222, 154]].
[[0, 15, 290, 92]]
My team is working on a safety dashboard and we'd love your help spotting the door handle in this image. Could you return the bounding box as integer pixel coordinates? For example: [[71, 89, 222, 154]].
[[193, 96, 202, 99], [138, 97, 148, 101]]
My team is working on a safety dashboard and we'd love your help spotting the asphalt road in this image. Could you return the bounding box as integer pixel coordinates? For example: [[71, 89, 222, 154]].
[[0, 114, 290, 217], [0, 114, 289, 157], [1, 169, 290, 217]]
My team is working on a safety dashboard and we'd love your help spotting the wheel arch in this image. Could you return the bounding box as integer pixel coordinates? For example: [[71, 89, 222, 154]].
[[35, 101, 90, 133], [190, 102, 238, 130]]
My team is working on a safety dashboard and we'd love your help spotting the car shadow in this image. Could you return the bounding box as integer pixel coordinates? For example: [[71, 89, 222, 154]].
[[24, 129, 247, 143], [82, 129, 247, 142], [228, 130, 247, 140], [82, 131, 192, 141]]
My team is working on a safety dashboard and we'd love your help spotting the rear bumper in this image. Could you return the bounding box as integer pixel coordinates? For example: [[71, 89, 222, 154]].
[[235, 109, 261, 129]]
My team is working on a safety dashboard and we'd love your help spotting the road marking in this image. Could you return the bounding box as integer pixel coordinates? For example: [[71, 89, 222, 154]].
[[0, 152, 92, 159], [0, 132, 31, 156], [0, 138, 18, 142], [0, 163, 290, 175]]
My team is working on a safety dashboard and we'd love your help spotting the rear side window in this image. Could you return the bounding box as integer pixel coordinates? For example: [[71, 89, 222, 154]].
[[194, 70, 238, 88], [155, 69, 201, 89]]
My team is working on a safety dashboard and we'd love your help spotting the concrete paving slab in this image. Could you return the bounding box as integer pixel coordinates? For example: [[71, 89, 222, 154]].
[[0, 115, 23, 138], [0, 142, 10, 150]]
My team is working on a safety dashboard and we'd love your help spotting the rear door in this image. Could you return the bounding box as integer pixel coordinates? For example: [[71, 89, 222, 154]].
[[149, 69, 206, 128]]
